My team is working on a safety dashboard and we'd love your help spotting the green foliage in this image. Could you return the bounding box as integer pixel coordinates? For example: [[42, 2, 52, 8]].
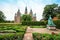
[[57, 14, 60, 19], [53, 20, 60, 29], [43, 4, 58, 20], [0, 33, 24, 40], [0, 24, 27, 40], [22, 20, 60, 29], [22, 21, 47, 26], [0, 11, 5, 22], [0, 24, 27, 33], [21, 14, 32, 22], [55, 6, 60, 14], [33, 33, 60, 40]]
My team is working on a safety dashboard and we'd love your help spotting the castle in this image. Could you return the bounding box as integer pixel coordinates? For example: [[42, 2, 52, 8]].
[[14, 7, 36, 23]]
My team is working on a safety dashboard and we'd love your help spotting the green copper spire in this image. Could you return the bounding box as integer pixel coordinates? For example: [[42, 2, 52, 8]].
[[48, 15, 56, 27]]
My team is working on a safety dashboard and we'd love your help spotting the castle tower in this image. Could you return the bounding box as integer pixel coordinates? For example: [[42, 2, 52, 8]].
[[17, 9, 21, 16], [14, 13, 17, 23], [14, 9, 21, 23], [32, 13, 36, 21], [29, 9, 33, 17], [25, 7, 27, 14]]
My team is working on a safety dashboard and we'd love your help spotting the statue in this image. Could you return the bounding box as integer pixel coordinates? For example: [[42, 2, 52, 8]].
[[47, 15, 56, 30]]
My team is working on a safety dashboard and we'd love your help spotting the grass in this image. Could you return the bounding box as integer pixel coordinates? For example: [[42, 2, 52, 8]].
[[31, 25, 46, 28]]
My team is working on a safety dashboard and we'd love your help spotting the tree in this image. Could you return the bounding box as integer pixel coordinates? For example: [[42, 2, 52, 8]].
[[0, 11, 5, 22], [21, 14, 32, 22], [55, 6, 60, 19], [57, 14, 60, 19], [42, 4, 58, 20], [56, 6, 60, 14]]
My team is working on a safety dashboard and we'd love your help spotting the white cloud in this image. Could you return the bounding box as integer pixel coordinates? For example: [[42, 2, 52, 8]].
[[0, 3, 18, 21], [25, 0, 45, 21]]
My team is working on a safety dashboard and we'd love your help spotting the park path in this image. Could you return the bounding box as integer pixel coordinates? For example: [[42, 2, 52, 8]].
[[23, 26, 60, 40], [23, 27, 34, 40]]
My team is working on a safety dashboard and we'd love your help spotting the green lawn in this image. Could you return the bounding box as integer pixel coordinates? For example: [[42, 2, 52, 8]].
[[31, 26, 46, 28]]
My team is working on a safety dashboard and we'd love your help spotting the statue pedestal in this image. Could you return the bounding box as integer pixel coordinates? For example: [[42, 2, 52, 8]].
[[47, 25, 56, 30]]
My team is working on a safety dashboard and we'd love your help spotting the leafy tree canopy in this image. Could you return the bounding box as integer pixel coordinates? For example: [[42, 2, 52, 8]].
[[21, 14, 32, 22], [0, 11, 5, 22], [43, 4, 58, 20]]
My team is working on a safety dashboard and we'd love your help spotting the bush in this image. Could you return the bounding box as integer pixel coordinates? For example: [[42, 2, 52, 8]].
[[33, 33, 60, 40], [53, 20, 60, 29]]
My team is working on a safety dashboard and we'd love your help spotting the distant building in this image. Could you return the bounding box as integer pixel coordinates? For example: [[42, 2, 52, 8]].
[[25, 7, 27, 14], [14, 7, 36, 23], [32, 13, 36, 21], [14, 9, 21, 23]]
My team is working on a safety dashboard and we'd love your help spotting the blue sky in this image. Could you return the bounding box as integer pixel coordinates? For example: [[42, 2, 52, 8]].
[[0, 0, 60, 21]]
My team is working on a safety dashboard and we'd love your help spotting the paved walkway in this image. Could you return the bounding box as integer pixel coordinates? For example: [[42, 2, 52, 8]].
[[23, 26, 60, 40], [31, 28, 60, 34], [23, 27, 34, 40]]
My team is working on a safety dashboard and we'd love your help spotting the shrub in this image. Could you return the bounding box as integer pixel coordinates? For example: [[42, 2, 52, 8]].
[[53, 20, 60, 29]]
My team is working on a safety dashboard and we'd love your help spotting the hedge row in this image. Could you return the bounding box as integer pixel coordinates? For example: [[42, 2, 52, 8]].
[[33, 33, 60, 40], [0, 24, 27, 40], [22, 20, 60, 29], [0, 32, 24, 40], [0, 21, 14, 23], [0, 24, 27, 33], [22, 21, 47, 26]]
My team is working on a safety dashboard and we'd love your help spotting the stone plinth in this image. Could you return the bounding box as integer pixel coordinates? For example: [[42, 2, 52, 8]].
[[47, 25, 56, 30]]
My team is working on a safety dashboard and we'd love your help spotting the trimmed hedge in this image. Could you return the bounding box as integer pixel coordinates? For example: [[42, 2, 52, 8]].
[[0, 24, 27, 40], [22, 21, 47, 26], [0, 21, 14, 23], [0, 32, 24, 40], [0, 24, 27, 33], [22, 20, 60, 29], [33, 33, 60, 40]]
